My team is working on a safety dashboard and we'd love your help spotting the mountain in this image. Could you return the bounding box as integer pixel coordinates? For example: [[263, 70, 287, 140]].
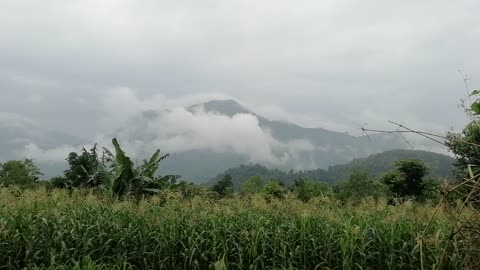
[[209, 149, 455, 187], [1, 99, 445, 181], [163, 99, 411, 181]]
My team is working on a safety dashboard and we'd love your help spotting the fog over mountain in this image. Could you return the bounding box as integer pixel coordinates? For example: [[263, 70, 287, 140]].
[[1, 1, 479, 180], [0, 88, 451, 181]]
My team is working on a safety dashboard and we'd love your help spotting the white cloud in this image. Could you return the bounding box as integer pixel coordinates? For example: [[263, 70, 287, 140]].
[[0, 0, 477, 167], [99, 88, 316, 166], [20, 143, 80, 163]]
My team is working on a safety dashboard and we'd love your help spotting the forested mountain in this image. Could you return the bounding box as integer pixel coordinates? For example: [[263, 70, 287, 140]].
[[162, 100, 413, 181], [1, 100, 444, 181], [209, 149, 455, 187]]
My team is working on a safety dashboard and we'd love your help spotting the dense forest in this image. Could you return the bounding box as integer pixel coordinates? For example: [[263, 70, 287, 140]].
[[209, 149, 454, 187]]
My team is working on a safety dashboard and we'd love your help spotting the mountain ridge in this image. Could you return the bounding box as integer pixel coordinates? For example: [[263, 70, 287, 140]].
[[1, 99, 441, 181], [209, 149, 455, 187]]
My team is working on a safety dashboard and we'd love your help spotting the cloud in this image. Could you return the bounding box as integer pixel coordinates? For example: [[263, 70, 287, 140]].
[[18, 88, 317, 168], [0, 112, 36, 128], [98, 88, 316, 166], [0, 0, 478, 169], [20, 143, 80, 164]]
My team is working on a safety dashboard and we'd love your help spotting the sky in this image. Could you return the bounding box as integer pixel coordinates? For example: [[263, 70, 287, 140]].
[[1, 0, 480, 163]]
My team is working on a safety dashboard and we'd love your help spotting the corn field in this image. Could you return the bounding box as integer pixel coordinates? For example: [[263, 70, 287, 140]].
[[0, 188, 476, 270]]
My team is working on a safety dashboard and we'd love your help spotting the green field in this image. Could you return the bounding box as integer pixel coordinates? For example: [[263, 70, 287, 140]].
[[0, 188, 475, 270]]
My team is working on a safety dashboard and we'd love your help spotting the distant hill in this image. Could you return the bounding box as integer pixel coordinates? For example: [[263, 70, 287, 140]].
[[164, 99, 410, 181], [1, 99, 446, 181], [209, 149, 455, 187]]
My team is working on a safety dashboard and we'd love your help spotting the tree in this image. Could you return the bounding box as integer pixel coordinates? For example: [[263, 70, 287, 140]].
[[446, 89, 480, 176], [381, 159, 430, 199], [0, 159, 42, 187], [292, 178, 331, 202], [240, 176, 264, 195], [336, 170, 386, 203], [64, 145, 101, 188], [446, 121, 480, 176], [211, 174, 234, 197], [261, 179, 287, 200]]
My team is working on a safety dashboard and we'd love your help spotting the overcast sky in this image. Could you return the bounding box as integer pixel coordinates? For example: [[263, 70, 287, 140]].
[[1, 0, 479, 140]]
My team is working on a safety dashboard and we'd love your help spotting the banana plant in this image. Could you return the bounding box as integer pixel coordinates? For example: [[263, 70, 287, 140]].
[[91, 138, 178, 197]]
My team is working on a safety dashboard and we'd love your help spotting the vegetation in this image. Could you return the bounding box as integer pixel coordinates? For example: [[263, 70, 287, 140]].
[[291, 178, 331, 202], [336, 170, 387, 204], [49, 139, 181, 198], [210, 174, 234, 198], [0, 159, 42, 187], [381, 159, 430, 199], [446, 89, 480, 176], [210, 150, 454, 187], [261, 179, 287, 200], [239, 175, 264, 195], [0, 90, 478, 269], [0, 187, 476, 270]]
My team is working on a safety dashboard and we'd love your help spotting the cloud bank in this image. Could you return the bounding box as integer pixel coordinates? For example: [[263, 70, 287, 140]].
[[21, 88, 316, 168]]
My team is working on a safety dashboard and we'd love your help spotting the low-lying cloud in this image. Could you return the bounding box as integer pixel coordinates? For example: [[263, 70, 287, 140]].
[[21, 88, 317, 168]]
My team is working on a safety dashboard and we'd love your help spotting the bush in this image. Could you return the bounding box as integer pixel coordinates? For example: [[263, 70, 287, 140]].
[[240, 176, 264, 195], [292, 178, 331, 202], [261, 179, 287, 200], [336, 170, 387, 203], [211, 174, 234, 198]]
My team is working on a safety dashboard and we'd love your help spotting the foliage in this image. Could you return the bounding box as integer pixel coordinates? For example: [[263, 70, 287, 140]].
[[0, 159, 42, 187], [211, 150, 454, 188], [336, 170, 387, 203], [240, 175, 264, 195], [98, 138, 175, 197], [47, 176, 70, 189], [55, 139, 175, 198], [446, 121, 480, 175], [446, 89, 480, 176], [292, 178, 331, 202], [381, 159, 430, 199], [0, 187, 475, 270], [211, 174, 234, 197], [64, 145, 101, 188], [261, 179, 287, 199], [328, 150, 453, 182], [421, 177, 441, 202]]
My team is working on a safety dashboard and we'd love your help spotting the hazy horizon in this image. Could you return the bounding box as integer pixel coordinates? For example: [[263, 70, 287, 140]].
[[1, 0, 479, 168]]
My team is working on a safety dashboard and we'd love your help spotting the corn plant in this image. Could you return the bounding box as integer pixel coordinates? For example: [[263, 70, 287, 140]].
[[0, 188, 476, 270]]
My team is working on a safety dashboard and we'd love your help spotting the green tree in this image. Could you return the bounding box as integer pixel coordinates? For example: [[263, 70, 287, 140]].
[[446, 121, 480, 176], [261, 179, 287, 200], [381, 159, 429, 198], [48, 176, 70, 189], [336, 170, 386, 203], [0, 159, 42, 187], [292, 178, 331, 202], [240, 176, 264, 195], [64, 144, 101, 188], [211, 174, 234, 197], [446, 89, 480, 176], [421, 177, 441, 202]]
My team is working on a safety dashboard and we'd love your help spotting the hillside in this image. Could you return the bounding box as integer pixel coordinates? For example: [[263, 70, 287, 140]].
[[163, 100, 411, 181], [1, 100, 441, 180], [209, 149, 455, 187]]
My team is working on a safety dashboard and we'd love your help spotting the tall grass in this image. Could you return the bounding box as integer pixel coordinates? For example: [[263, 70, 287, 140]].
[[0, 188, 474, 269]]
